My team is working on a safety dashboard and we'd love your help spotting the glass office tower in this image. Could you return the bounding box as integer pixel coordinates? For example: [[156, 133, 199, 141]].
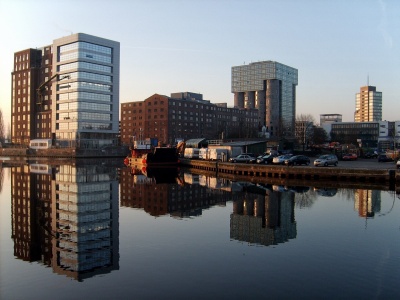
[[232, 61, 298, 139], [52, 33, 120, 148], [355, 86, 382, 122]]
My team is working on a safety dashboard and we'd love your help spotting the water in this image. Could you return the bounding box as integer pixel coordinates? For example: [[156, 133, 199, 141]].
[[0, 160, 399, 299]]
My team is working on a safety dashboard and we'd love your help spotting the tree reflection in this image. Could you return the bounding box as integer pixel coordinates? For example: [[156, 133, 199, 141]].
[[0, 165, 3, 193], [295, 189, 317, 209]]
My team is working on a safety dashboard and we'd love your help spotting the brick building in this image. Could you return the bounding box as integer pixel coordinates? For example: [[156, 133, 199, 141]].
[[120, 92, 259, 146]]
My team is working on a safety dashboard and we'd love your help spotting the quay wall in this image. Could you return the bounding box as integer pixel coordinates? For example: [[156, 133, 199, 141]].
[[180, 159, 398, 187]]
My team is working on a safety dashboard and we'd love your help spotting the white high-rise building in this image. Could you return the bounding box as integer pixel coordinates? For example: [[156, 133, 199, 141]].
[[355, 86, 382, 122], [52, 33, 120, 148]]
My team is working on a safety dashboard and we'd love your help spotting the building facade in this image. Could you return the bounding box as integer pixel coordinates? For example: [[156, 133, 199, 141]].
[[11, 48, 53, 145], [120, 92, 259, 145], [11, 33, 120, 148], [320, 114, 342, 136], [354, 86, 382, 122], [231, 61, 298, 140]]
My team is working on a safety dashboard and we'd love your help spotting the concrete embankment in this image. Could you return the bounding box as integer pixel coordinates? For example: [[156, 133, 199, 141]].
[[180, 158, 399, 190]]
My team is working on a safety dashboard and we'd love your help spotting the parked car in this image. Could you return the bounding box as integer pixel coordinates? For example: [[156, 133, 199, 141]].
[[256, 153, 278, 164], [378, 154, 393, 162], [342, 153, 358, 161], [397, 159, 400, 169], [272, 154, 293, 165], [314, 154, 338, 167], [363, 151, 378, 158], [229, 154, 255, 163], [284, 155, 310, 166]]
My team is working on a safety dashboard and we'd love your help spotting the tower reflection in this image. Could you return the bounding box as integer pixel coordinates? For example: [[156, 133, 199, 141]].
[[11, 160, 119, 281], [231, 184, 297, 246]]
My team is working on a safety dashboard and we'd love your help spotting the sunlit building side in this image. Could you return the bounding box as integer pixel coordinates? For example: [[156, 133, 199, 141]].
[[355, 86, 382, 122], [120, 93, 259, 145], [11, 33, 120, 148]]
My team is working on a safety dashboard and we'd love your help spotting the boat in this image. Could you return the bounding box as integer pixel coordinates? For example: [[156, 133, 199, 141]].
[[124, 139, 180, 167]]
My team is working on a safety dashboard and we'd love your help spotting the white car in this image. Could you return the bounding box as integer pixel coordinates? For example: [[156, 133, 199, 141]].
[[314, 154, 338, 167], [397, 159, 400, 169], [272, 154, 293, 165], [229, 154, 255, 163]]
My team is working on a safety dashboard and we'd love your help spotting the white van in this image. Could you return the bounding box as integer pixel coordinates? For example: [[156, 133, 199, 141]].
[[184, 148, 200, 159], [199, 148, 209, 160], [208, 148, 228, 161]]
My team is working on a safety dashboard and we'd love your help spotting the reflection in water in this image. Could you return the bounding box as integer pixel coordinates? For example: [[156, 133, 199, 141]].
[[120, 167, 236, 218], [354, 189, 381, 218], [0, 163, 3, 193], [121, 167, 387, 247], [231, 184, 297, 246], [11, 160, 119, 281], [9, 160, 389, 282]]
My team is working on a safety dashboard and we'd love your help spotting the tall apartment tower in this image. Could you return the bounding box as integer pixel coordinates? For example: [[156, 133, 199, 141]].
[[231, 61, 298, 139], [11, 33, 120, 148], [354, 86, 382, 122], [12, 47, 53, 145]]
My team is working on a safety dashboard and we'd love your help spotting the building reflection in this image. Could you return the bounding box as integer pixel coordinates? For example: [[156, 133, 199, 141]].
[[120, 167, 243, 218], [120, 167, 298, 247], [11, 160, 119, 281], [231, 184, 297, 246], [11, 164, 53, 263], [354, 189, 381, 218]]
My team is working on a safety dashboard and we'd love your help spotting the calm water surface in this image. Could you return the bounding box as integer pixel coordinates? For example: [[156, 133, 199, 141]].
[[0, 160, 399, 299]]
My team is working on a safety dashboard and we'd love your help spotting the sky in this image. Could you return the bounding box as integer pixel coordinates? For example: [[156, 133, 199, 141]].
[[0, 0, 399, 129]]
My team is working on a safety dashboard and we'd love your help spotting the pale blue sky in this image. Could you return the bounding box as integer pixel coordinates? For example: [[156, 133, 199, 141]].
[[1, 0, 399, 128]]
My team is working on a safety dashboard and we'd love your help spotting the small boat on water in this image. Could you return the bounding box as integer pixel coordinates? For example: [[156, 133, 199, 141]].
[[124, 139, 180, 167]]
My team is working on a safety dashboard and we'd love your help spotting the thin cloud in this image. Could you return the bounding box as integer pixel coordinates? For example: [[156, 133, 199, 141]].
[[378, 0, 393, 48], [123, 45, 216, 54]]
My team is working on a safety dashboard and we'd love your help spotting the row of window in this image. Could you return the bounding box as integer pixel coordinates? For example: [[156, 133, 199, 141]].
[[15, 53, 30, 62], [58, 91, 111, 102], [57, 122, 112, 130], [58, 111, 111, 121], [57, 182, 110, 193], [59, 101, 111, 111], [59, 61, 112, 73], [58, 211, 110, 223], [58, 81, 112, 92], [59, 191, 110, 203], [60, 41, 112, 55], [14, 63, 30, 71], [58, 201, 110, 213], [59, 51, 112, 64], [65, 71, 112, 83]]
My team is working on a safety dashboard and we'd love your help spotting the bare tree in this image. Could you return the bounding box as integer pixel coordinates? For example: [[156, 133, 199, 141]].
[[0, 109, 5, 144], [295, 114, 315, 150]]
